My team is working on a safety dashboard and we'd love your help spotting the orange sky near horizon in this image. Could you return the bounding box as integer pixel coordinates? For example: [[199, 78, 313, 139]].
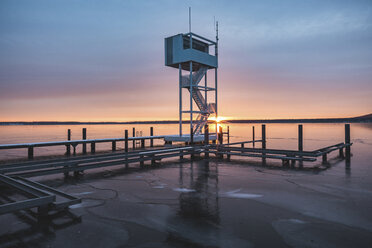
[[1, 72, 370, 122]]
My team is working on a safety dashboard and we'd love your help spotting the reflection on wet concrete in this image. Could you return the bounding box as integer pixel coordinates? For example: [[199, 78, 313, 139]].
[[177, 160, 219, 223], [0, 208, 81, 248]]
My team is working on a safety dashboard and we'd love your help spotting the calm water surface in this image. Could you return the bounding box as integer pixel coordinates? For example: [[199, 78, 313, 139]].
[[0, 123, 371, 161]]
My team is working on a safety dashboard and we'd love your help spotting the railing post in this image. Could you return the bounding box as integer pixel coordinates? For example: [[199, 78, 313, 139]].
[[252, 126, 255, 147], [150, 129, 155, 163], [125, 130, 128, 168], [91, 142, 95, 154], [112, 141, 116, 151], [141, 139, 145, 148], [322, 153, 327, 164], [66, 129, 71, 156], [190, 126, 194, 159], [345, 124, 351, 165], [82, 128, 87, 154], [218, 126, 223, 144], [218, 126, 223, 159], [204, 124, 209, 159], [28, 146, 34, 160], [227, 126, 230, 144], [298, 125, 303, 151], [190, 126, 194, 145], [262, 124, 266, 165], [298, 124, 303, 167], [339, 147, 344, 158], [132, 127, 135, 150], [150, 127, 154, 147], [180, 149, 184, 160], [125, 130, 128, 153], [140, 155, 144, 167]]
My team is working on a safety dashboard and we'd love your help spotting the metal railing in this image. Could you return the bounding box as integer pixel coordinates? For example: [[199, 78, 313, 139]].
[[0, 135, 165, 160]]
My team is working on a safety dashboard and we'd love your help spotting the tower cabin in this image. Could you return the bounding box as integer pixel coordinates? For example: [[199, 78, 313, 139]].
[[165, 33, 217, 71]]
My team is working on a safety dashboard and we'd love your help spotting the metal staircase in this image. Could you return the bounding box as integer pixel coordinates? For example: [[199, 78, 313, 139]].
[[182, 66, 216, 135]]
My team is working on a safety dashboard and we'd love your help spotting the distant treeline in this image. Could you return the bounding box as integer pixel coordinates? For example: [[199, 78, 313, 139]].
[[1, 115, 371, 126], [0, 121, 181, 126], [222, 117, 372, 124]]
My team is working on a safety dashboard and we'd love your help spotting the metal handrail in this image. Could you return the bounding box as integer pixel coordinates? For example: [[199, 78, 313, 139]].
[[0, 135, 165, 150]]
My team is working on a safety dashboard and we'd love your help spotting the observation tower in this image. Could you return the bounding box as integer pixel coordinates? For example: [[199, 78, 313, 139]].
[[164, 16, 219, 143]]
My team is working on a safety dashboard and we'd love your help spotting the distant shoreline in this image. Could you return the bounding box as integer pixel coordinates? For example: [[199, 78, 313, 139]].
[[1, 117, 371, 126]]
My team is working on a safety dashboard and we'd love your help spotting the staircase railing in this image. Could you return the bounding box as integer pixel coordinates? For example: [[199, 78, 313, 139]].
[[181, 66, 215, 135]]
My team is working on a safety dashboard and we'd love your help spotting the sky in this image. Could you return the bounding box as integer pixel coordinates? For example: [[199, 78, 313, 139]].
[[0, 0, 371, 121]]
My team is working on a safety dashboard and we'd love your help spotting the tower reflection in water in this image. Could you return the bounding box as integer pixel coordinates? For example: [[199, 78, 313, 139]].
[[178, 160, 220, 223], [166, 160, 220, 244]]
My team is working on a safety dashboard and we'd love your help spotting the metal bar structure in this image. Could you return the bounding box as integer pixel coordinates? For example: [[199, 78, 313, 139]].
[[185, 32, 216, 45], [0, 135, 165, 159], [150, 127, 154, 147], [223, 140, 263, 146], [211, 142, 352, 164], [0, 124, 353, 219], [179, 63, 182, 136], [345, 124, 351, 164], [0, 174, 80, 215], [190, 60, 193, 143], [66, 129, 71, 155], [215, 21, 218, 139], [298, 125, 303, 151], [0, 139, 353, 179], [132, 127, 136, 149], [252, 126, 255, 147], [0, 124, 353, 166], [262, 125, 266, 165], [14, 176, 81, 210], [227, 126, 230, 144], [213, 124, 352, 166], [298, 124, 303, 166], [1, 146, 202, 177], [0, 145, 352, 229], [204, 124, 209, 159], [82, 128, 87, 154]]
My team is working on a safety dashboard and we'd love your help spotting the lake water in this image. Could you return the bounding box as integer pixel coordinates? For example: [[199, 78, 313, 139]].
[[0, 123, 371, 163]]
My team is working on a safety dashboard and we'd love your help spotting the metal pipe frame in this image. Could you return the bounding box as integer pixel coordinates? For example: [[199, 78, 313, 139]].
[[0, 135, 165, 150], [0, 174, 55, 215], [184, 32, 216, 45], [2, 146, 203, 177], [189, 61, 193, 142], [179, 64, 182, 136], [10, 149, 203, 178], [209, 141, 352, 163]]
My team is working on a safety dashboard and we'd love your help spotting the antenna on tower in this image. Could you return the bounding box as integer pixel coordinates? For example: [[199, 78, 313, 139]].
[[216, 21, 219, 41], [189, 7, 191, 33]]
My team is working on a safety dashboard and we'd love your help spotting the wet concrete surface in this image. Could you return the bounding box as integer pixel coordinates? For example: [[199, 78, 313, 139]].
[[1, 151, 372, 248]]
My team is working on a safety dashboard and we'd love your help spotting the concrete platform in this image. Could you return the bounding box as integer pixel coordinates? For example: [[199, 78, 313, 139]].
[[164, 134, 217, 143]]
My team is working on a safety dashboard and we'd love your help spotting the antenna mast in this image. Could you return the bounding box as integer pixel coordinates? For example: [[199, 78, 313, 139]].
[[189, 7, 191, 33]]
